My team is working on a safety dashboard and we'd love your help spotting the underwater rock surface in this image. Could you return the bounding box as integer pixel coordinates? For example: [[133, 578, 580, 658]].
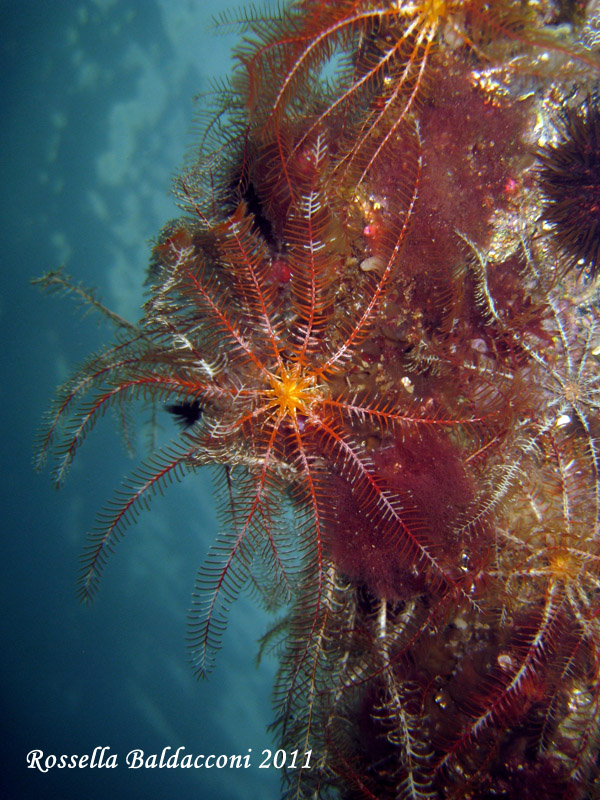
[[38, 1, 600, 797]]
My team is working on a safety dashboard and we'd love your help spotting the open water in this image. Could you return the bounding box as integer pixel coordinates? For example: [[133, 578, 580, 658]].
[[1, 1, 279, 797]]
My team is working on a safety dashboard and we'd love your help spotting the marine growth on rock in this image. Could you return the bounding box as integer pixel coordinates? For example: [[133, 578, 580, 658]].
[[36, 1, 600, 797]]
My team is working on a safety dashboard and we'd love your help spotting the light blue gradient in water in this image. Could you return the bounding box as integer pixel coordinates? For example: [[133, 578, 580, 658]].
[[1, 1, 279, 797]]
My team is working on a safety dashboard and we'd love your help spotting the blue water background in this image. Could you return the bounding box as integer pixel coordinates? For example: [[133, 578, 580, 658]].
[[1, 1, 279, 797]]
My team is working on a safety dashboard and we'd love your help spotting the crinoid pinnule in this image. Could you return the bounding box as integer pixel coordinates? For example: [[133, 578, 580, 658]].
[[538, 94, 600, 279]]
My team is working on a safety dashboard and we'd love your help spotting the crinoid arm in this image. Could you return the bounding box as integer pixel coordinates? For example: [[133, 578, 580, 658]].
[[31, 267, 137, 333], [187, 449, 300, 678]]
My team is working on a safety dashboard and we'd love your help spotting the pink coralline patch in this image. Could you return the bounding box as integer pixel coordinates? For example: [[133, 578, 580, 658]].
[[270, 256, 292, 284]]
